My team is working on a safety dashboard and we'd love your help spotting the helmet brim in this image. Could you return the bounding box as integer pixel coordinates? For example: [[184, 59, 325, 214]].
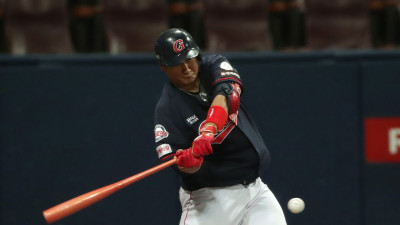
[[164, 49, 200, 66]]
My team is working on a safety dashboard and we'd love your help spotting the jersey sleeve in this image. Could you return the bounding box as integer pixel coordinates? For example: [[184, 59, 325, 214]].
[[153, 100, 192, 162], [205, 55, 243, 89]]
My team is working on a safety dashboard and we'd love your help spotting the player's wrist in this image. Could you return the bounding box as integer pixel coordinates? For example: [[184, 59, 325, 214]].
[[200, 124, 217, 134]]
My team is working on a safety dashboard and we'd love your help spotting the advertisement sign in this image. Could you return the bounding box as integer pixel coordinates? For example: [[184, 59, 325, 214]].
[[364, 117, 400, 163]]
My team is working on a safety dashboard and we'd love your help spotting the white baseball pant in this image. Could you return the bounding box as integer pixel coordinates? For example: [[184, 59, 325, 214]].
[[179, 178, 287, 225]]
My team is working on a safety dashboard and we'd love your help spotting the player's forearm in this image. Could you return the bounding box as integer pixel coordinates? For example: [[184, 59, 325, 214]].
[[202, 94, 228, 130], [189, 95, 229, 161], [211, 94, 228, 112]]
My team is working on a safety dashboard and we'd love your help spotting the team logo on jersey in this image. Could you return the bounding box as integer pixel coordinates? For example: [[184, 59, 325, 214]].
[[154, 124, 169, 142], [220, 61, 233, 70], [173, 39, 185, 53], [156, 144, 172, 158], [220, 61, 240, 79]]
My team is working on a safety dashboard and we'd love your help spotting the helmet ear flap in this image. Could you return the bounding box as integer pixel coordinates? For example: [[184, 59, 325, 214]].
[[154, 28, 201, 66]]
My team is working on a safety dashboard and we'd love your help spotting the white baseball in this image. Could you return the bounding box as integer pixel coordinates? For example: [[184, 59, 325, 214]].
[[287, 197, 305, 214]]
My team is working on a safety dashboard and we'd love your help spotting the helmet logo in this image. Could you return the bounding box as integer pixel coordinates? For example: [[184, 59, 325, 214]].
[[173, 39, 185, 53]]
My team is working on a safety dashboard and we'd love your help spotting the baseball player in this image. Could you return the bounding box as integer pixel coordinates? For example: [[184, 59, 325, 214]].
[[153, 28, 287, 225]]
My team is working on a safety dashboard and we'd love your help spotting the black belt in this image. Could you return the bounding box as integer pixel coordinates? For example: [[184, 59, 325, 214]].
[[242, 177, 258, 187]]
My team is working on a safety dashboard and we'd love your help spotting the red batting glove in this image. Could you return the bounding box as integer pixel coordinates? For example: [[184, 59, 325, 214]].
[[176, 148, 204, 168], [191, 125, 216, 157]]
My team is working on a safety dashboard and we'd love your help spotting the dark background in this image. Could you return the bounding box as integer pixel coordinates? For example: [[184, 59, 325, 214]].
[[1, 50, 399, 225]]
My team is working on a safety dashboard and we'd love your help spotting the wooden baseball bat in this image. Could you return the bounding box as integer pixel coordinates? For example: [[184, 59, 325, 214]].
[[43, 158, 177, 224]]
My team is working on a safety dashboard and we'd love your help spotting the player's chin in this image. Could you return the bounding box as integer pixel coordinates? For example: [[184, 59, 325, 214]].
[[179, 77, 197, 87], [182, 75, 196, 83]]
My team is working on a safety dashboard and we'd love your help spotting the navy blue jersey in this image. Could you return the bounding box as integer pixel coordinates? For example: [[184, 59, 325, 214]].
[[154, 54, 271, 191]]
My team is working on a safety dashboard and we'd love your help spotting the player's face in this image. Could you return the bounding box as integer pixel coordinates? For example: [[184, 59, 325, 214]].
[[161, 57, 199, 92]]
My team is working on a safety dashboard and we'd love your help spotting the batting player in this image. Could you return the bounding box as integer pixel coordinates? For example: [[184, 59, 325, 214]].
[[153, 28, 287, 225]]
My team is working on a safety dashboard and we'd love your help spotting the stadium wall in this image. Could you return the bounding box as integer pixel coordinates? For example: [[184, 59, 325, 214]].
[[1, 50, 399, 225]]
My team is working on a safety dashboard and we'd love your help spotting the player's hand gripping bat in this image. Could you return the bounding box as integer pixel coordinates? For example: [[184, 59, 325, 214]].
[[42, 158, 177, 224]]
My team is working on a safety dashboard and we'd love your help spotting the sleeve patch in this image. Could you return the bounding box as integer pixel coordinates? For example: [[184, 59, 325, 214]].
[[219, 62, 240, 79], [154, 124, 169, 142], [221, 71, 240, 79], [220, 61, 233, 70], [156, 144, 173, 158]]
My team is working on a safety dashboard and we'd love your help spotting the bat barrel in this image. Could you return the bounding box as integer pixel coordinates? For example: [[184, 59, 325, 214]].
[[43, 184, 117, 223], [42, 158, 177, 224]]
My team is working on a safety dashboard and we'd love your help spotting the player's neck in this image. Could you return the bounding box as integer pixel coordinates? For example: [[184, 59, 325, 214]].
[[178, 78, 200, 93]]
